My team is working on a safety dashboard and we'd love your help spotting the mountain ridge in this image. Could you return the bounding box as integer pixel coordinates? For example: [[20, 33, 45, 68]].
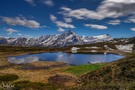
[[0, 30, 113, 47]]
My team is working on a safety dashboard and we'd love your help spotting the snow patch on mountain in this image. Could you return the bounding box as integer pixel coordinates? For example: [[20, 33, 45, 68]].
[[116, 44, 134, 52], [83, 34, 112, 43], [0, 30, 113, 47]]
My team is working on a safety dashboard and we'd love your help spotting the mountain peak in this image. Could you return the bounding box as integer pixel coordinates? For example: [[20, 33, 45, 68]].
[[67, 30, 74, 33], [104, 34, 111, 37], [61, 30, 75, 36], [66, 30, 75, 34]]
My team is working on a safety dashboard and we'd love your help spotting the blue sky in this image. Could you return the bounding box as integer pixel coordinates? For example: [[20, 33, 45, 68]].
[[0, 0, 135, 38]]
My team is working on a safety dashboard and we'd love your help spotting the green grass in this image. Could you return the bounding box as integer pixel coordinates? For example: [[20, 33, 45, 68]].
[[64, 63, 107, 76]]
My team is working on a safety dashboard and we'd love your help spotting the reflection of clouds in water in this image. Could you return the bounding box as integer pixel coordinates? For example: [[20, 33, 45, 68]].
[[55, 53, 111, 65], [56, 53, 75, 64], [89, 54, 123, 63], [8, 56, 39, 64], [56, 54, 123, 65], [8, 53, 124, 65], [90, 61, 103, 64], [89, 55, 107, 62], [89, 55, 111, 64]]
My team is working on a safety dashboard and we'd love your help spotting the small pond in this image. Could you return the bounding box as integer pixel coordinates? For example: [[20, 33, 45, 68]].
[[8, 52, 124, 65]]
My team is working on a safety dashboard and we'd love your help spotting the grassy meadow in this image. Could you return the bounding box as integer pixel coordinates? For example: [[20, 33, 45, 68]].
[[64, 63, 107, 76]]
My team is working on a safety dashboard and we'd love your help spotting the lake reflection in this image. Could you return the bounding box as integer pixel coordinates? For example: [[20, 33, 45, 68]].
[[8, 56, 39, 64], [8, 52, 124, 65]]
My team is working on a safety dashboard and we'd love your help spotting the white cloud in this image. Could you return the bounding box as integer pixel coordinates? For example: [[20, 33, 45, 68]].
[[50, 14, 75, 30], [55, 21, 75, 28], [50, 14, 57, 22], [25, 0, 36, 6], [43, 0, 54, 7], [104, 0, 135, 4], [64, 18, 72, 23], [6, 28, 18, 34], [60, 7, 72, 11], [131, 28, 135, 31], [25, 20, 40, 28], [125, 16, 135, 23], [25, 0, 55, 7], [108, 20, 121, 25], [60, 0, 135, 20], [85, 24, 108, 30], [2, 17, 41, 28], [60, 7, 103, 20], [58, 28, 65, 32], [97, 0, 135, 18]]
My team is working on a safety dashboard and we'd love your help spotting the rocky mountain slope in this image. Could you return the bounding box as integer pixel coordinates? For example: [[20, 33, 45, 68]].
[[0, 30, 113, 47]]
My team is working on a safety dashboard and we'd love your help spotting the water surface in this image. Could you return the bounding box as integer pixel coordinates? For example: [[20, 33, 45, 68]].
[[8, 52, 124, 65]]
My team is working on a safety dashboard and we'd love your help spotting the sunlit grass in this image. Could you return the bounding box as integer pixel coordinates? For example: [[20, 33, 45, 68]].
[[64, 63, 107, 76]]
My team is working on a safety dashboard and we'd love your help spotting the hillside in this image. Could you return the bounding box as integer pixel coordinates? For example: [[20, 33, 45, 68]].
[[77, 54, 135, 90]]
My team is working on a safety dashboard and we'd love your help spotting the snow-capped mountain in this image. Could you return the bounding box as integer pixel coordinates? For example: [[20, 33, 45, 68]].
[[82, 34, 112, 43], [0, 30, 113, 47], [0, 36, 8, 44]]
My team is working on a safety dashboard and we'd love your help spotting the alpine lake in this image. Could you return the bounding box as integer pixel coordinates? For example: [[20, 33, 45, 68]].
[[8, 52, 124, 65]]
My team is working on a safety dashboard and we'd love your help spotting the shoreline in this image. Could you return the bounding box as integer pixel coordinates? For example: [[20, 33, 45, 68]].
[[1, 50, 126, 65]]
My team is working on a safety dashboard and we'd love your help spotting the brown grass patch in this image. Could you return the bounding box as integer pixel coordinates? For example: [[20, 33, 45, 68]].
[[48, 73, 78, 87], [0, 61, 70, 83]]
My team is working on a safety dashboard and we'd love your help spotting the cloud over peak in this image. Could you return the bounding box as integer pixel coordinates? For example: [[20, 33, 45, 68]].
[[50, 14, 75, 32], [64, 18, 72, 23], [55, 21, 75, 29], [58, 28, 65, 32]]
